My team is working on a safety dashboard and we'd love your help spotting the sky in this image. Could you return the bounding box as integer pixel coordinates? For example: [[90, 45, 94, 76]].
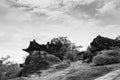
[[0, 0, 120, 63]]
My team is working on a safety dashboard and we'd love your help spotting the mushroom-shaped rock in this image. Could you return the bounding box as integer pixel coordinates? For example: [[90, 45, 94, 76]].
[[23, 39, 46, 55]]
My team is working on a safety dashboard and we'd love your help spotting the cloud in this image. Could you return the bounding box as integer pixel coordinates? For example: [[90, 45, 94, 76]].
[[1, 0, 119, 41], [98, 1, 115, 13], [95, 0, 120, 26], [0, 0, 31, 22], [0, 0, 10, 18], [0, 0, 102, 26], [16, 0, 95, 8], [5, 10, 31, 21], [3, 0, 120, 26], [16, 0, 56, 8], [11, 0, 97, 22]]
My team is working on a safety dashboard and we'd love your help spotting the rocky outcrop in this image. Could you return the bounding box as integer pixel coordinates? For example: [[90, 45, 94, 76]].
[[90, 35, 120, 53], [23, 37, 80, 61], [23, 40, 47, 55], [18, 37, 80, 76], [81, 35, 120, 63], [18, 51, 61, 77], [18, 60, 50, 77]]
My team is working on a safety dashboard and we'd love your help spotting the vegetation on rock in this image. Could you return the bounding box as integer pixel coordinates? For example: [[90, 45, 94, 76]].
[[80, 35, 120, 63], [19, 37, 81, 77]]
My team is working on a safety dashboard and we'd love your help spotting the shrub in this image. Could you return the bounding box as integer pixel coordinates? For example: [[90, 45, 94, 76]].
[[0, 56, 21, 80], [93, 50, 120, 66], [64, 52, 78, 62]]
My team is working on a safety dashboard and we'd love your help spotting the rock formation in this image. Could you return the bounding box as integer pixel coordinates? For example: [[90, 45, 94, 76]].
[[19, 37, 80, 76], [81, 35, 120, 63], [90, 35, 120, 53], [18, 50, 61, 77], [23, 39, 47, 55]]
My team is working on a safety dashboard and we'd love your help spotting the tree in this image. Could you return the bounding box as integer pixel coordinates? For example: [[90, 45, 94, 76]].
[[46, 37, 81, 61]]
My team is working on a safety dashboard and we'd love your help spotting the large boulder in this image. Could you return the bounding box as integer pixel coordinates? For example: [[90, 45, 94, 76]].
[[18, 50, 61, 77], [44, 53, 61, 64], [93, 49, 120, 66], [18, 60, 50, 77], [32, 50, 61, 64], [23, 37, 80, 61]]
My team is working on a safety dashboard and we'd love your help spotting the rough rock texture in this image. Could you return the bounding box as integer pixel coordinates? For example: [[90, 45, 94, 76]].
[[93, 51, 120, 66], [18, 60, 50, 77], [81, 35, 120, 63], [18, 51, 61, 77], [19, 61, 117, 80], [95, 69, 120, 80], [90, 35, 120, 53], [23, 37, 80, 61]]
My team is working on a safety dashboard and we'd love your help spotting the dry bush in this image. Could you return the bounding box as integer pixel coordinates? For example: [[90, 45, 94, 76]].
[[47, 37, 81, 61], [0, 56, 21, 80], [64, 52, 78, 62]]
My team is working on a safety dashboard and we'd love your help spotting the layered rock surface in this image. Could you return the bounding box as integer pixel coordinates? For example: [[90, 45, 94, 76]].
[[81, 35, 120, 63]]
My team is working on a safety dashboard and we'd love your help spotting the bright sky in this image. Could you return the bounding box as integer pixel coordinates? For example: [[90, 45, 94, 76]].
[[0, 0, 120, 63]]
